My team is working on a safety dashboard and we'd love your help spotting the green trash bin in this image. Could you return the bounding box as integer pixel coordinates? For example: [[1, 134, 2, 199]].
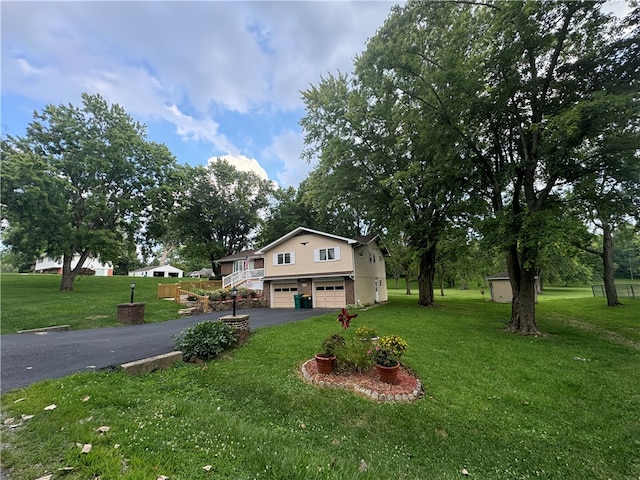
[[294, 294, 302, 309], [302, 296, 312, 309]]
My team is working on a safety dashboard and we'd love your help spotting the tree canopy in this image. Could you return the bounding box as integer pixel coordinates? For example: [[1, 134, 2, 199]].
[[1, 93, 176, 290], [300, 0, 639, 333]]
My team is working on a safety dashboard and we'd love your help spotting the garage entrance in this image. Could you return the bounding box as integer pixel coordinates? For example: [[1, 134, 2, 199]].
[[272, 282, 298, 308], [314, 280, 345, 308]]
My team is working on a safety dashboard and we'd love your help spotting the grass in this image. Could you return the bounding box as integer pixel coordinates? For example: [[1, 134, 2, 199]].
[[1, 283, 639, 479], [0, 274, 186, 334]]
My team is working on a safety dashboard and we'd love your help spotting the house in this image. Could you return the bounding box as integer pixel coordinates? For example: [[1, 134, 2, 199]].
[[216, 250, 265, 290], [128, 264, 184, 278], [188, 267, 214, 278], [486, 271, 539, 303], [254, 227, 389, 309], [33, 254, 113, 276]]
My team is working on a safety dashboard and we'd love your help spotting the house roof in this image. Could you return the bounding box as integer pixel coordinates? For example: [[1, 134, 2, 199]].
[[129, 264, 183, 273], [215, 250, 259, 263], [255, 227, 384, 254], [261, 271, 354, 281], [487, 271, 510, 280]]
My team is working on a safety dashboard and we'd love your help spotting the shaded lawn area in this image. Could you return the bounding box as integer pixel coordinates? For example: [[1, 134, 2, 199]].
[[1, 288, 639, 479]]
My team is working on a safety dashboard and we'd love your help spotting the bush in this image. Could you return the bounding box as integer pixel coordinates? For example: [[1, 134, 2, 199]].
[[377, 335, 408, 358], [175, 321, 238, 362], [320, 333, 345, 357]]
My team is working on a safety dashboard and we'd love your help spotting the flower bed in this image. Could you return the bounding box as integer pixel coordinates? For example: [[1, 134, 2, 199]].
[[300, 359, 423, 403]]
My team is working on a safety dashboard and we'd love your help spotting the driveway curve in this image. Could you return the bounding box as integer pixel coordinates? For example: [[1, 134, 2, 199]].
[[0, 307, 334, 393]]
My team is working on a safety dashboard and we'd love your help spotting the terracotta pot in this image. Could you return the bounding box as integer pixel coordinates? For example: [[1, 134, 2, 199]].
[[315, 354, 336, 374], [376, 363, 400, 384]]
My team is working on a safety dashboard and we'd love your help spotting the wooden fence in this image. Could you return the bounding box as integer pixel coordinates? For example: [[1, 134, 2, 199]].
[[177, 288, 210, 312], [157, 280, 222, 299]]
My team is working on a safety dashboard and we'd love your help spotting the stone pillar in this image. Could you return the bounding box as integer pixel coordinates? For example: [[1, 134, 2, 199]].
[[117, 303, 146, 324], [218, 314, 250, 344]]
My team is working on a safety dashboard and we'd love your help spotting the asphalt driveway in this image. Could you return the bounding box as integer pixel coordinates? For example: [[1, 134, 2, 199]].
[[0, 307, 334, 393]]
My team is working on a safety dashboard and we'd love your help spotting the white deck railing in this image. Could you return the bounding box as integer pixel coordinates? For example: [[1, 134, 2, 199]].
[[222, 268, 265, 289]]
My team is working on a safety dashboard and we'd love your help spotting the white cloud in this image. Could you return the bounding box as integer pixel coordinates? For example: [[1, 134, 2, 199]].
[[1, 1, 398, 186], [208, 154, 270, 182]]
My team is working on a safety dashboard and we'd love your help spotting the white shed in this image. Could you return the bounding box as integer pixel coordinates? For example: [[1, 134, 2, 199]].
[[128, 264, 184, 278]]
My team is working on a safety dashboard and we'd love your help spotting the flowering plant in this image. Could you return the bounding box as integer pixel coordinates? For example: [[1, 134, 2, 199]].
[[369, 346, 398, 367], [377, 335, 408, 358], [337, 308, 358, 329], [355, 326, 377, 340]]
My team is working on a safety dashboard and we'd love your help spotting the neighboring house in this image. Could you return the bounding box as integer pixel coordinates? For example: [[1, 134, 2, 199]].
[[255, 227, 389, 309], [128, 264, 184, 278], [216, 250, 265, 290], [486, 271, 539, 303], [188, 267, 214, 278], [33, 254, 113, 277]]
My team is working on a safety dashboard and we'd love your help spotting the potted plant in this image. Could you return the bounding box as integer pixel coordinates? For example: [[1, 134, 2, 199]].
[[315, 333, 345, 374], [371, 335, 408, 384]]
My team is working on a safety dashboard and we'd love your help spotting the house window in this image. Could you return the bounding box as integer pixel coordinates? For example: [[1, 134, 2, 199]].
[[315, 247, 341, 262], [273, 252, 294, 265]]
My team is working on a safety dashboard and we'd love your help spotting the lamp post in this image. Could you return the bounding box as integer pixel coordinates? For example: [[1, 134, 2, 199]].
[[231, 286, 238, 316], [130, 282, 136, 304]]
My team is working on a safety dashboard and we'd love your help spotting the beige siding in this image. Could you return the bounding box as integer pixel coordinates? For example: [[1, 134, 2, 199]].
[[263, 233, 354, 278], [353, 244, 388, 305]]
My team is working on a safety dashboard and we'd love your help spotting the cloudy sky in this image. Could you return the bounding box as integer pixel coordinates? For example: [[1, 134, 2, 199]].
[[1, 1, 400, 187]]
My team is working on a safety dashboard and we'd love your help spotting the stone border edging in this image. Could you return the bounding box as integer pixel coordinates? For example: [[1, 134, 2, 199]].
[[300, 359, 422, 403]]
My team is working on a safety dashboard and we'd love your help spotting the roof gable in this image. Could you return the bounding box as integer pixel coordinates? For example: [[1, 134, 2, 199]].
[[255, 227, 357, 254]]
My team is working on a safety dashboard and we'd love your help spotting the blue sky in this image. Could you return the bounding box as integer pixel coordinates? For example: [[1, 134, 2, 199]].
[[2, 1, 630, 188], [1, 1, 399, 187]]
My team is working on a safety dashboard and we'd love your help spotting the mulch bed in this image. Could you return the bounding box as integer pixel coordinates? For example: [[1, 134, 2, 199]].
[[300, 359, 423, 403]]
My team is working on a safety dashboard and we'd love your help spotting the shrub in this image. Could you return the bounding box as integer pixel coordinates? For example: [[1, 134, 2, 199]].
[[175, 321, 238, 362], [320, 333, 345, 357]]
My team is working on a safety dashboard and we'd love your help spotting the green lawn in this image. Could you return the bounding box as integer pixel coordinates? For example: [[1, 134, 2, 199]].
[[1, 285, 638, 479], [0, 274, 186, 334]]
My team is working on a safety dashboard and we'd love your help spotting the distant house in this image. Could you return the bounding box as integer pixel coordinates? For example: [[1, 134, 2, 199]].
[[188, 267, 214, 278], [34, 254, 113, 277], [486, 271, 539, 303], [128, 264, 184, 278], [255, 227, 389, 309]]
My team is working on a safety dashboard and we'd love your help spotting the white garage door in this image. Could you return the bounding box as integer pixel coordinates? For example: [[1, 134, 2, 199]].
[[314, 280, 345, 308], [272, 283, 298, 308]]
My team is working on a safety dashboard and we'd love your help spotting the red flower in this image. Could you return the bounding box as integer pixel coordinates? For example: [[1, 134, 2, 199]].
[[337, 308, 358, 329]]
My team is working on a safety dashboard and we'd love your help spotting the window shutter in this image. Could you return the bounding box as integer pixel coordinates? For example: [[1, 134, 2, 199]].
[[290, 252, 296, 264], [334, 247, 341, 260], [273, 253, 279, 265], [314, 249, 320, 262]]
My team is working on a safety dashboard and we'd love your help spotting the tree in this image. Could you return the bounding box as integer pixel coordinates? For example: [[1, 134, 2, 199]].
[[359, 1, 637, 333], [1, 93, 176, 291], [172, 159, 273, 274], [301, 68, 470, 306]]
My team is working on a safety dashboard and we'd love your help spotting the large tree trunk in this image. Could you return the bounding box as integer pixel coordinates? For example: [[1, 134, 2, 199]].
[[602, 221, 621, 306], [59, 250, 91, 292], [417, 245, 437, 306], [506, 248, 541, 335]]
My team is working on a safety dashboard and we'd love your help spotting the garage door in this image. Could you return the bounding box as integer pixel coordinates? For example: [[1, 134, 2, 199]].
[[272, 283, 298, 308], [314, 280, 345, 308]]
